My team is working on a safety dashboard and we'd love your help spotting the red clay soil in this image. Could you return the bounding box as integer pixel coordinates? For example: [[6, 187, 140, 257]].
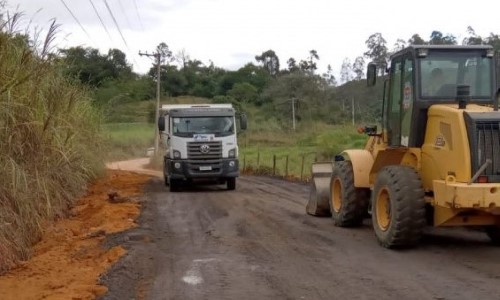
[[0, 170, 151, 300]]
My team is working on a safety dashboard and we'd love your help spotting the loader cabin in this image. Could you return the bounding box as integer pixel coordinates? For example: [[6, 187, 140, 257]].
[[367, 45, 499, 148]]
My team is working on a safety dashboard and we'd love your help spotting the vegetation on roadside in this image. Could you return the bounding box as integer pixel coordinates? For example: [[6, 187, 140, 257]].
[[0, 15, 105, 272]]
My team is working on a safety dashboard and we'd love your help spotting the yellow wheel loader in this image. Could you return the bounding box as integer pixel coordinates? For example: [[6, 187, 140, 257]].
[[307, 45, 500, 248]]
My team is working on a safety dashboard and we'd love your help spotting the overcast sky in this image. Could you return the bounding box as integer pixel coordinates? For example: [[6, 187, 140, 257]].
[[5, 0, 500, 78]]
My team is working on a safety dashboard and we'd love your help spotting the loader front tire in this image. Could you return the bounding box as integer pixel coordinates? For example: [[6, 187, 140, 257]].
[[372, 166, 426, 248], [330, 161, 369, 227]]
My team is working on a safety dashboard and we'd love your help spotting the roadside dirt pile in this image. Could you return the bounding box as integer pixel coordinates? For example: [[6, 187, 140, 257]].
[[0, 170, 151, 300]]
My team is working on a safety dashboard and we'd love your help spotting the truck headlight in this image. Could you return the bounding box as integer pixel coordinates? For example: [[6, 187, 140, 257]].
[[228, 148, 236, 158], [173, 150, 181, 159]]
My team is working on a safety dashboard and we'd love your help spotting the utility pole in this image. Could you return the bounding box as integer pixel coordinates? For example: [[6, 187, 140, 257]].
[[139, 50, 162, 155]]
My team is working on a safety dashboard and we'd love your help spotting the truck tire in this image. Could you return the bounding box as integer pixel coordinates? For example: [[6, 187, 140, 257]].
[[227, 178, 236, 190], [330, 161, 370, 227], [163, 158, 169, 186], [485, 226, 500, 245], [169, 179, 180, 192], [372, 166, 426, 248]]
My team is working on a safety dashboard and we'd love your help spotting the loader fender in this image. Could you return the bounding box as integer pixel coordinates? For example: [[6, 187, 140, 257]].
[[338, 150, 374, 188]]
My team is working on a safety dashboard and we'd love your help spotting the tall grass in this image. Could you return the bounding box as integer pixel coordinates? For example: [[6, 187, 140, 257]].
[[0, 16, 105, 272]]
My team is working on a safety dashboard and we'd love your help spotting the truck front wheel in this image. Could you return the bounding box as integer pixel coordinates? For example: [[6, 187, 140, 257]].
[[169, 179, 181, 192], [227, 178, 236, 190]]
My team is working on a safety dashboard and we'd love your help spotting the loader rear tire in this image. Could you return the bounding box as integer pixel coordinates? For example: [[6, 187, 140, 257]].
[[372, 166, 426, 248], [485, 226, 500, 245], [330, 161, 370, 227]]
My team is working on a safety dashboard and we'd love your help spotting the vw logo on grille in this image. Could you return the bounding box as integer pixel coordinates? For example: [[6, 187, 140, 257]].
[[200, 144, 210, 154]]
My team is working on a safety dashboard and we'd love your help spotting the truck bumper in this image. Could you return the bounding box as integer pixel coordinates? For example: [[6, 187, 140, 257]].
[[433, 180, 500, 211], [166, 158, 239, 180]]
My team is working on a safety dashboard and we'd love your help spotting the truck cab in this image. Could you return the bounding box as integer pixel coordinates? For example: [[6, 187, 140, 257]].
[[158, 104, 247, 191]]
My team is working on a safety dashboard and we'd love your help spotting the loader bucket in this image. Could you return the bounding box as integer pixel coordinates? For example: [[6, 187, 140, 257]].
[[306, 162, 333, 217]]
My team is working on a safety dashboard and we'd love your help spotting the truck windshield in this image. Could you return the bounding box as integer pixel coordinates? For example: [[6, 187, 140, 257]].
[[172, 116, 235, 137], [419, 50, 492, 99]]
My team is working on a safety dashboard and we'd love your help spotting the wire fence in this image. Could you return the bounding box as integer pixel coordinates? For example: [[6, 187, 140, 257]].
[[241, 150, 319, 181]]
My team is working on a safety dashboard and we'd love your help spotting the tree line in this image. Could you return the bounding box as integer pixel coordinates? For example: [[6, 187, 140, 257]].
[[57, 27, 500, 126]]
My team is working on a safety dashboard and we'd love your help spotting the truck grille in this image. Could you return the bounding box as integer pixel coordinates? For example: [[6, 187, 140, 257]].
[[187, 141, 222, 159], [465, 113, 500, 182]]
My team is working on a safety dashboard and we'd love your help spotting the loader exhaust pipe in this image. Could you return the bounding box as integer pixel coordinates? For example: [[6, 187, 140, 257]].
[[456, 85, 470, 110]]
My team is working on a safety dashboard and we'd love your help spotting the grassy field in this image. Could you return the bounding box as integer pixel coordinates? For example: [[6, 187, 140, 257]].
[[103, 123, 155, 160], [240, 124, 367, 179]]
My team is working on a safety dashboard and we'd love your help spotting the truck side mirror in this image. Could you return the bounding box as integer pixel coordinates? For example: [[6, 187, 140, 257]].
[[240, 113, 247, 131], [367, 63, 377, 87], [158, 116, 165, 132]]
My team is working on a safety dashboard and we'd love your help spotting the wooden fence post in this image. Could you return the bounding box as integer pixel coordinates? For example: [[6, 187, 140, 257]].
[[273, 154, 276, 176], [300, 154, 305, 180], [257, 149, 260, 167], [285, 155, 289, 178], [243, 154, 246, 171]]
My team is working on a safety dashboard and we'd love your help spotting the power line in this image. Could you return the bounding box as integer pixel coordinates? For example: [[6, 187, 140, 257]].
[[132, 0, 144, 31], [102, 0, 129, 48], [59, 0, 94, 43], [116, 0, 132, 29], [88, 0, 113, 42]]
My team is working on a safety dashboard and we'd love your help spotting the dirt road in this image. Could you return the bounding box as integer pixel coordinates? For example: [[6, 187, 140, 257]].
[[100, 176, 500, 300]]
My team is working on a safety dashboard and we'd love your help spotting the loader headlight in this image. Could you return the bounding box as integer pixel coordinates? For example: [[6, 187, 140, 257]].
[[228, 148, 236, 158], [229, 161, 235, 168], [174, 162, 181, 169], [173, 150, 181, 159]]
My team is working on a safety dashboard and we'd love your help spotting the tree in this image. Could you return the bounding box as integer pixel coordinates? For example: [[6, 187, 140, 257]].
[[176, 48, 190, 70], [408, 34, 426, 45], [462, 26, 483, 45], [157, 42, 174, 64], [429, 31, 456, 45], [485, 33, 500, 51], [255, 49, 280, 77], [364, 33, 388, 76], [59, 46, 132, 86], [227, 82, 258, 103], [307, 49, 319, 74], [393, 39, 407, 52], [352, 56, 365, 81], [340, 58, 353, 84], [287, 57, 299, 73], [298, 50, 320, 75], [322, 64, 337, 86]]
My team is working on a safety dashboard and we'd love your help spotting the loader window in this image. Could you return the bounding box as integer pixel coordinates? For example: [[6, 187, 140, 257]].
[[419, 50, 493, 99]]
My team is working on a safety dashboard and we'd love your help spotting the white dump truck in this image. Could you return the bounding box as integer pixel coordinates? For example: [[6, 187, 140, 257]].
[[157, 104, 247, 191]]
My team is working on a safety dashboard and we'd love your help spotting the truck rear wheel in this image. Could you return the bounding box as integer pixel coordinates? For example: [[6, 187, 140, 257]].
[[227, 178, 236, 190], [372, 166, 426, 248], [485, 226, 500, 245], [330, 161, 369, 227]]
